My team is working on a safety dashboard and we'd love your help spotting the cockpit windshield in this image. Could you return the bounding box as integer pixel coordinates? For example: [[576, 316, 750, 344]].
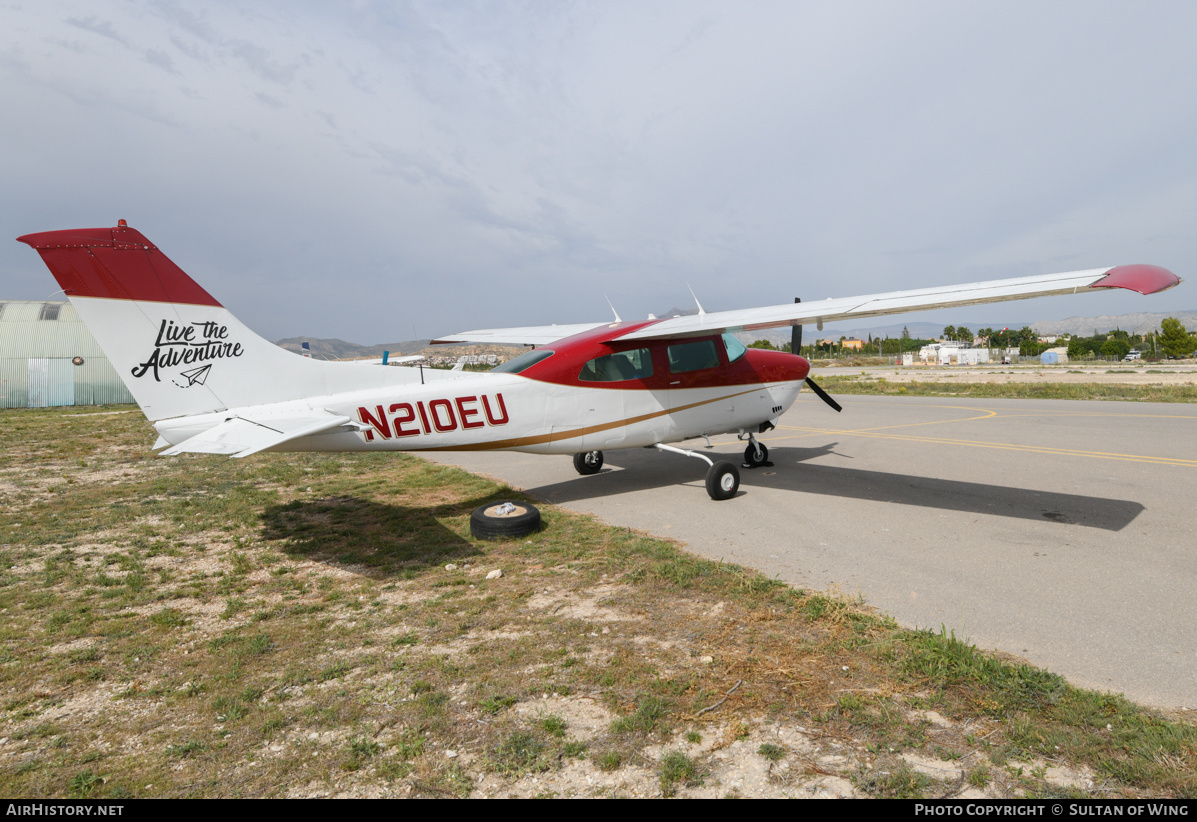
[[722, 333, 747, 363], [490, 349, 554, 374]]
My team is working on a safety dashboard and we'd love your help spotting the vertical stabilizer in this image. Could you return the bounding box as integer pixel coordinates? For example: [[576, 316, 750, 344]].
[[18, 221, 410, 420]]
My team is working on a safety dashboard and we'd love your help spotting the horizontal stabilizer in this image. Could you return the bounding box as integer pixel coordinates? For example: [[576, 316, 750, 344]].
[[161, 413, 353, 459]]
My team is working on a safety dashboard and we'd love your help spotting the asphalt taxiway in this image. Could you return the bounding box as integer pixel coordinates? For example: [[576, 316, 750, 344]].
[[424, 395, 1197, 711]]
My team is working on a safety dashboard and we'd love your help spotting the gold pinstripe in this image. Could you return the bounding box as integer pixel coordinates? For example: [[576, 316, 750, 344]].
[[425, 387, 764, 451]]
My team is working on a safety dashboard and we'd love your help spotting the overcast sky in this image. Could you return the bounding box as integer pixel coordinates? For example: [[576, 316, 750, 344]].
[[3, 1, 1195, 343]]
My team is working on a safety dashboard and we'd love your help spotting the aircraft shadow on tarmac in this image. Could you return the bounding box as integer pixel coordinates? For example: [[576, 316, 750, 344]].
[[527, 445, 1144, 532]]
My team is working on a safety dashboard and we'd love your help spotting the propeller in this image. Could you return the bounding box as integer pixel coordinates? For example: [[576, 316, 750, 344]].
[[804, 376, 842, 413], [791, 298, 801, 354], [792, 298, 842, 412]]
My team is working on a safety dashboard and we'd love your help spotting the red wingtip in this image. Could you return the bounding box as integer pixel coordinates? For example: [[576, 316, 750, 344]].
[[1091, 264, 1181, 295]]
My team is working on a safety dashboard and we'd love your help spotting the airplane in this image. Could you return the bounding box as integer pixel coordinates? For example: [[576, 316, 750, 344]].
[[18, 220, 1181, 503]]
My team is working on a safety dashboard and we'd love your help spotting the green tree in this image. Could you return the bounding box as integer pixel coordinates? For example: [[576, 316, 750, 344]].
[[1159, 318, 1197, 358], [748, 339, 777, 350], [942, 325, 956, 341], [1067, 336, 1096, 359], [1100, 339, 1131, 360], [992, 328, 1017, 348], [956, 326, 973, 343]]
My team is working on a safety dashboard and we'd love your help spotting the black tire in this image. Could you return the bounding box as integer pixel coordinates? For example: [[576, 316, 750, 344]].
[[705, 461, 740, 501], [743, 442, 769, 467], [470, 501, 541, 540], [573, 450, 604, 475]]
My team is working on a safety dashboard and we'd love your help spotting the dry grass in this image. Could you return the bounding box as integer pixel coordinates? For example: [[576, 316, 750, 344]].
[[0, 406, 1193, 798]]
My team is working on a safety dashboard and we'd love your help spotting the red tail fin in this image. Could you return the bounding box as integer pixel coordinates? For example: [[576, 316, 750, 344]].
[[17, 222, 220, 307]]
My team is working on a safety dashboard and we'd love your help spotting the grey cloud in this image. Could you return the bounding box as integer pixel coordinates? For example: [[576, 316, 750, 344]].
[[144, 48, 177, 74], [168, 34, 209, 63], [65, 14, 127, 45], [151, 0, 220, 45], [228, 40, 305, 85], [254, 91, 284, 109]]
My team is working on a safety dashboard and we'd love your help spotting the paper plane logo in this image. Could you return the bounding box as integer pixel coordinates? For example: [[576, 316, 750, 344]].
[[174, 364, 212, 388]]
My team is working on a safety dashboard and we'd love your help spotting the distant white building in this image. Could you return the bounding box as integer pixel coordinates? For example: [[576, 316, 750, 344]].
[[918, 341, 990, 365]]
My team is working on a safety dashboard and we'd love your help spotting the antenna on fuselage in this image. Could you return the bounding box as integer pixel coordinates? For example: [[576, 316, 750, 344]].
[[686, 283, 706, 318], [604, 294, 622, 323]]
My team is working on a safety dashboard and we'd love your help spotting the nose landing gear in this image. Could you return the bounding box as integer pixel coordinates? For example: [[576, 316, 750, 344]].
[[742, 434, 770, 468]]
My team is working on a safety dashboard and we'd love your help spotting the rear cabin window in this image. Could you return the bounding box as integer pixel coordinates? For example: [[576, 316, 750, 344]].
[[490, 349, 554, 374], [667, 339, 720, 373], [578, 348, 653, 382]]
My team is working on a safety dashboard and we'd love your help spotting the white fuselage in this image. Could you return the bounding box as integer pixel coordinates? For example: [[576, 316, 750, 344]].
[[153, 371, 805, 455]]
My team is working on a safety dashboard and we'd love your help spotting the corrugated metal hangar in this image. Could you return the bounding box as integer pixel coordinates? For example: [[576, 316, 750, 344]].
[[0, 300, 134, 408]]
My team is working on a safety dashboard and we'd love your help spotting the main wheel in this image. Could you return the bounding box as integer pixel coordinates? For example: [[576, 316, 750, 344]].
[[743, 442, 769, 467], [705, 461, 740, 500], [470, 501, 541, 540], [573, 451, 604, 475]]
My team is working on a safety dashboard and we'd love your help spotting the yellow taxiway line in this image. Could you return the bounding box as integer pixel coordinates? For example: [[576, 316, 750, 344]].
[[764, 402, 1197, 468]]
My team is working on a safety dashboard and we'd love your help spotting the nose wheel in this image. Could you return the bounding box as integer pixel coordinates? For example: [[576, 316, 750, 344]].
[[573, 450, 604, 475], [743, 440, 769, 468]]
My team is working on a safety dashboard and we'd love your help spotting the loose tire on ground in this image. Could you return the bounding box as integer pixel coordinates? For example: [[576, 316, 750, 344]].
[[743, 442, 769, 467], [470, 501, 542, 540], [705, 461, 740, 501], [573, 451, 604, 475]]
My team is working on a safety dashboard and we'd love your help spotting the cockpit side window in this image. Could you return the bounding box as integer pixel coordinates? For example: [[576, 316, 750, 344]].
[[578, 348, 653, 382], [490, 349, 554, 374], [667, 339, 720, 373]]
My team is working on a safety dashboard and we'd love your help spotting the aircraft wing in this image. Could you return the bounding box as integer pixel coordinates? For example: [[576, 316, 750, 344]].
[[430, 265, 1178, 347], [616, 264, 1181, 342], [161, 412, 355, 458], [431, 322, 610, 346]]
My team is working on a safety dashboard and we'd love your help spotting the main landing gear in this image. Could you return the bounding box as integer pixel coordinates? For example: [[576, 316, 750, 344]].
[[571, 443, 743, 501], [572, 450, 604, 475], [653, 443, 740, 501]]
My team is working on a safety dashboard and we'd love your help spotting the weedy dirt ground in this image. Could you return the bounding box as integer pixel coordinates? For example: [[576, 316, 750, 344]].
[[0, 407, 1193, 799], [812, 363, 1197, 402]]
